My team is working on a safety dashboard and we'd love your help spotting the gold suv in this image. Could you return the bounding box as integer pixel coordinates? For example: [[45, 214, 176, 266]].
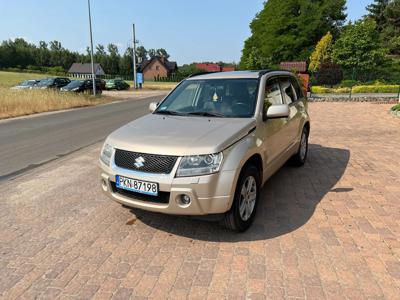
[[99, 70, 310, 231]]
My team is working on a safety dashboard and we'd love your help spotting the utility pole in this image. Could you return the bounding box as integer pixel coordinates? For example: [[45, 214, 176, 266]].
[[132, 23, 137, 89], [87, 0, 96, 96]]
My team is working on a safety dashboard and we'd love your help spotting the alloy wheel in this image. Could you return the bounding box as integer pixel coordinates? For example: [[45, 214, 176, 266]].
[[239, 175, 257, 221]]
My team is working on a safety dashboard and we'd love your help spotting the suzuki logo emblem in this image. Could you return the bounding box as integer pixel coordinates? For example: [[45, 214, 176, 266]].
[[134, 156, 145, 168]]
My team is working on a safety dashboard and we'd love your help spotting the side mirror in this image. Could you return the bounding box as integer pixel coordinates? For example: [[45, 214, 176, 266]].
[[149, 102, 159, 112], [265, 104, 290, 120]]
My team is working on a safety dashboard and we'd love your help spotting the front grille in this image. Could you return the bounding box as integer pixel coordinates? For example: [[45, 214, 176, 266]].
[[111, 182, 170, 204], [114, 149, 178, 174]]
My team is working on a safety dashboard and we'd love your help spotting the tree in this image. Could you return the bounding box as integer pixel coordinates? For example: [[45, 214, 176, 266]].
[[136, 46, 147, 62], [309, 32, 334, 73], [106, 43, 120, 75], [177, 64, 201, 77], [240, 0, 346, 69], [148, 49, 156, 58], [156, 48, 170, 59], [367, 0, 390, 31], [119, 47, 133, 76], [385, 0, 400, 28], [382, 0, 400, 54], [333, 19, 386, 80]]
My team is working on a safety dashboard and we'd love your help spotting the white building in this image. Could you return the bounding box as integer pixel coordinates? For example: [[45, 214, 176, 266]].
[[68, 63, 105, 78]]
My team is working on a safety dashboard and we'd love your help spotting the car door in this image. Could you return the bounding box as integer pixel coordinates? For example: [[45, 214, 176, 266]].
[[279, 76, 303, 148], [261, 77, 289, 166]]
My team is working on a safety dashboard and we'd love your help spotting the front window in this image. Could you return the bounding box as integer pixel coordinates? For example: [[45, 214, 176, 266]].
[[155, 79, 259, 118], [37, 78, 54, 86], [65, 80, 84, 89], [18, 80, 36, 86]]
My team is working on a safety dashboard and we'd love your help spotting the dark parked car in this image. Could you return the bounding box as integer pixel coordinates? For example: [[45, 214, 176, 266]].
[[60, 79, 103, 94], [11, 80, 40, 90], [35, 77, 71, 90], [105, 79, 130, 90]]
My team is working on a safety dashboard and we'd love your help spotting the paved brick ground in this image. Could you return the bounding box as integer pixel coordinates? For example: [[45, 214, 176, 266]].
[[0, 102, 400, 299]]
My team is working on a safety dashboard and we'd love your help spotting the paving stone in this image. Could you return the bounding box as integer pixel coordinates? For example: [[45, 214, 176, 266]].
[[1, 102, 400, 299]]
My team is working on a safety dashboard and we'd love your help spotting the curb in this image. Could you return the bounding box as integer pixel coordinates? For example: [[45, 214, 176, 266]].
[[390, 110, 400, 118], [308, 97, 398, 104]]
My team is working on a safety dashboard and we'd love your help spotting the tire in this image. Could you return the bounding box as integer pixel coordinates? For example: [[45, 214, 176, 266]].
[[290, 126, 309, 167], [223, 165, 260, 232]]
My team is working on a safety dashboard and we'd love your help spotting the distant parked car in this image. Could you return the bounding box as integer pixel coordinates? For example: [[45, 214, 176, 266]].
[[11, 80, 40, 90], [60, 79, 103, 94], [105, 79, 130, 90], [34, 77, 71, 90]]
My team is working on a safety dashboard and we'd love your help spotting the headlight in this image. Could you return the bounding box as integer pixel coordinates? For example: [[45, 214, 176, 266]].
[[176, 153, 223, 177], [100, 143, 113, 166], [72, 87, 79, 91]]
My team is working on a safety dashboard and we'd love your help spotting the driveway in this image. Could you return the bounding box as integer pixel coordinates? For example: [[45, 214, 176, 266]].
[[0, 103, 399, 299]]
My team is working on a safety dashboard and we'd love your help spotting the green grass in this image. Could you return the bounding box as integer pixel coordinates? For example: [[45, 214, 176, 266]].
[[0, 71, 50, 88]]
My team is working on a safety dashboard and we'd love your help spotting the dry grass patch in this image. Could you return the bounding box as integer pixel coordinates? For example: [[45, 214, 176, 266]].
[[0, 87, 113, 119], [143, 82, 177, 90], [124, 80, 177, 90]]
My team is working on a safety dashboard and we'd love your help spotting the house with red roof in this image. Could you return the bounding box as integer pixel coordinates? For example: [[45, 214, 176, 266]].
[[195, 63, 236, 73]]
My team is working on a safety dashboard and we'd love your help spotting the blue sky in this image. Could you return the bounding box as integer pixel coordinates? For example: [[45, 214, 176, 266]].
[[0, 0, 372, 65]]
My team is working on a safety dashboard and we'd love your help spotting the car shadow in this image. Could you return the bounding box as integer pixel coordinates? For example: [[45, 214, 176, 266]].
[[129, 144, 350, 242]]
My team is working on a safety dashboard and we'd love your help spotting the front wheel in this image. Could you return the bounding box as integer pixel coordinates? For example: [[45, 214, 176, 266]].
[[222, 165, 260, 232]]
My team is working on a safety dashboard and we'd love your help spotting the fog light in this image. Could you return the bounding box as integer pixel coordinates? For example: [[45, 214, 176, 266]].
[[180, 194, 191, 206]]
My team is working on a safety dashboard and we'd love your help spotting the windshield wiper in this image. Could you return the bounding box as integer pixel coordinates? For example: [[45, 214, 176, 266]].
[[186, 111, 224, 118], [155, 110, 185, 116]]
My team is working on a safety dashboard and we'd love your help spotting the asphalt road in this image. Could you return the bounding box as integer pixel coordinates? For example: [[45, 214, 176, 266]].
[[0, 95, 164, 180]]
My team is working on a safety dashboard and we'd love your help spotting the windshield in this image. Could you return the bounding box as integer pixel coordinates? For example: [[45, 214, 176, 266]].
[[155, 79, 259, 118], [37, 78, 54, 86], [65, 80, 84, 88]]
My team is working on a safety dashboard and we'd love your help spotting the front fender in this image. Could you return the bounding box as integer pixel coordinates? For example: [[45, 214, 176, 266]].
[[220, 132, 264, 210]]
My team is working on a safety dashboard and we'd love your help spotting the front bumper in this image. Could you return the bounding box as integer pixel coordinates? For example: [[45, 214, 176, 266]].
[[99, 159, 236, 215]]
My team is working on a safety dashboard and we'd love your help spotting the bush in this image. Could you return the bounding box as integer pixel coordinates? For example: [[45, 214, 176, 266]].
[[314, 62, 343, 86], [339, 80, 358, 87], [312, 84, 400, 94], [311, 86, 332, 93], [391, 104, 400, 111], [352, 85, 399, 93], [311, 86, 350, 93]]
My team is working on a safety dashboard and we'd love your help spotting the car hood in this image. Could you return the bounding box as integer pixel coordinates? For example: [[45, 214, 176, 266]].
[[107, 114, 256, 156]]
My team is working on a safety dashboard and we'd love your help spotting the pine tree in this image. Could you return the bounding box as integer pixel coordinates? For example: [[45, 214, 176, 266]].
[[367, 0, 390, 31]]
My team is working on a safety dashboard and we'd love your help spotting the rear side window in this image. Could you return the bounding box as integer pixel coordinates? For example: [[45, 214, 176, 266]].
[[279, 78, 297, 104], [290, 77, 303, 99]]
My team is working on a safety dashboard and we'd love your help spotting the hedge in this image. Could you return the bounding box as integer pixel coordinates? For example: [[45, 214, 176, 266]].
[[311, 86, 350, 94], [312, 85, 400, 94], [352, 85, 399, 93]]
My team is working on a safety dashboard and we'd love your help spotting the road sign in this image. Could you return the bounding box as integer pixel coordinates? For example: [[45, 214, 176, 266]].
[[136, 73, 143, 84]]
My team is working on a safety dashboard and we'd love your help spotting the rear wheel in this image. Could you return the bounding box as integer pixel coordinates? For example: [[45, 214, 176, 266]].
[[223, 165, 260, 232], [291, 126, 309, 166]]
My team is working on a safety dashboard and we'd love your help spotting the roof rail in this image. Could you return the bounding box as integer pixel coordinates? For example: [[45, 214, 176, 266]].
[[187, 71, 217, 78], [258, 69, 272, 77]]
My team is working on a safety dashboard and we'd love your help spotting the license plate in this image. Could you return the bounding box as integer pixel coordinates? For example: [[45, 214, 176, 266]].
[[115, 175, 158, 196]]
